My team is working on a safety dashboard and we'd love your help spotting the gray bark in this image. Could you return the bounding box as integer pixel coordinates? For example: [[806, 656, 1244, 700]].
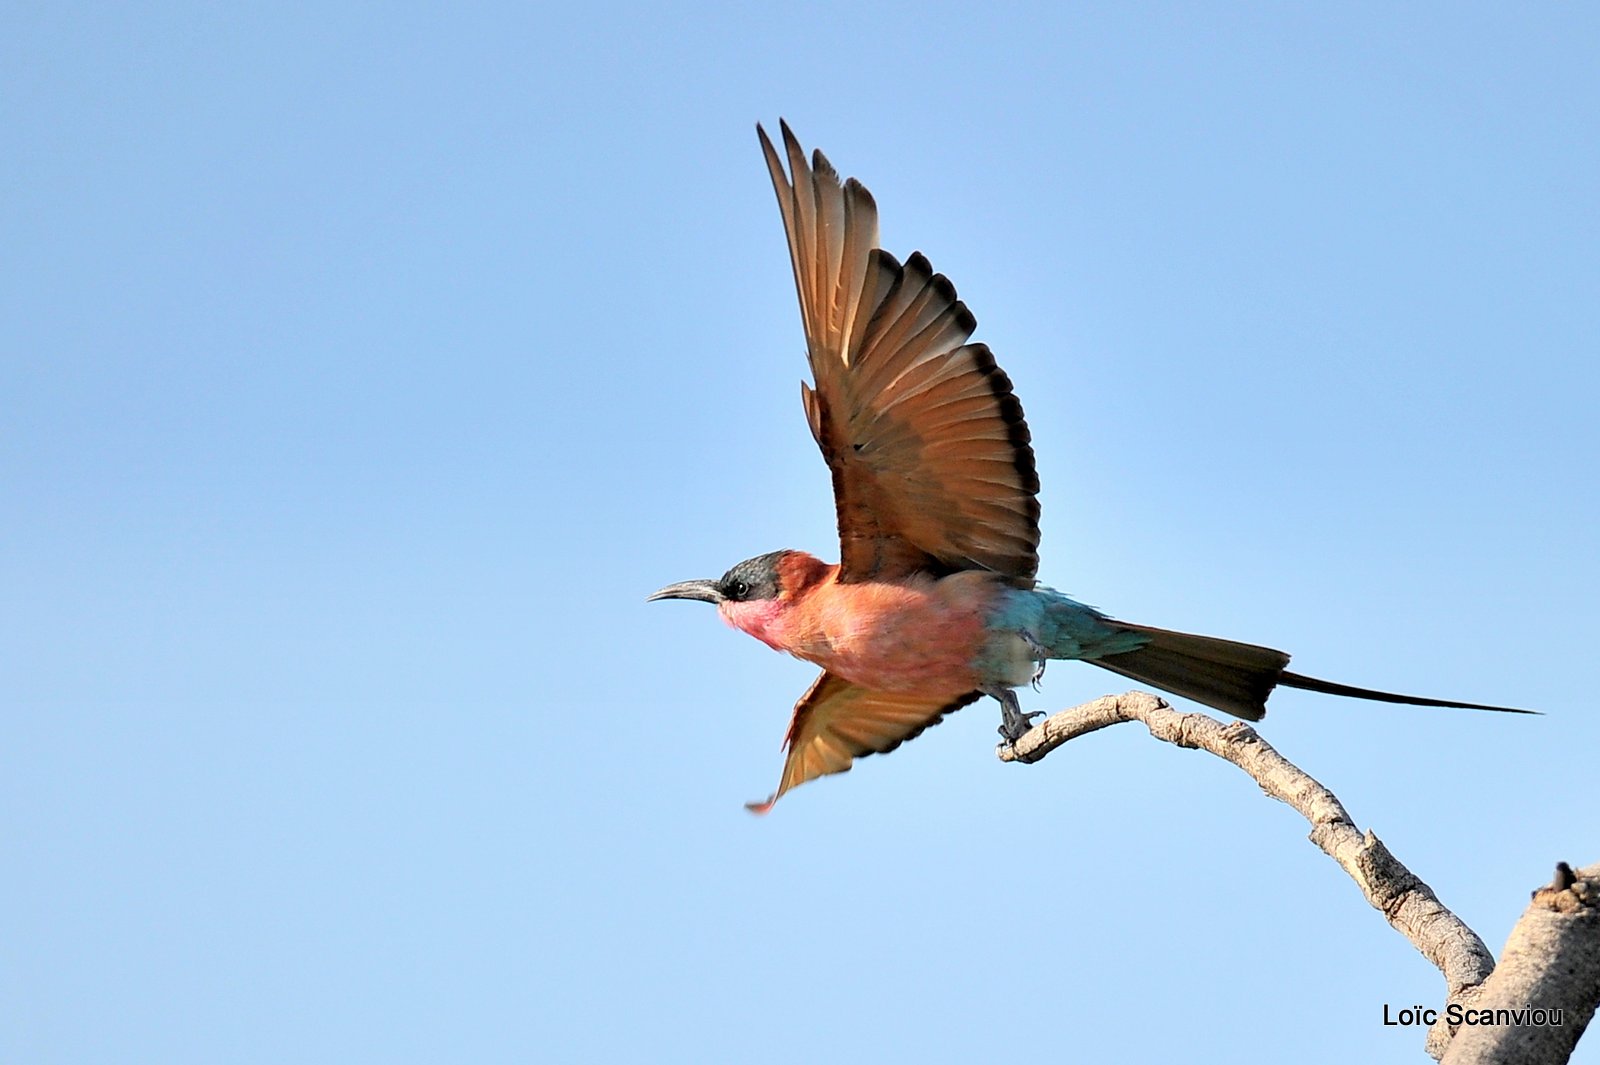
[[1441, 863, 1600, 1065]]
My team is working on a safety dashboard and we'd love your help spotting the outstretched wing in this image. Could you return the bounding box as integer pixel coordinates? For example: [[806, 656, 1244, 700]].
[[746, 670, 980, 814], [758, 121, 1041, 586]]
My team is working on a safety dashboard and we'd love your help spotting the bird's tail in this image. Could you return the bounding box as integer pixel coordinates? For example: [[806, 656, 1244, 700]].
[[1087, 621, 1535, 720]]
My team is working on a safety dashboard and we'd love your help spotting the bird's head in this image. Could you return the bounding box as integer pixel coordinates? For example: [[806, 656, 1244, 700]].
[[649, 550, 831, 650]]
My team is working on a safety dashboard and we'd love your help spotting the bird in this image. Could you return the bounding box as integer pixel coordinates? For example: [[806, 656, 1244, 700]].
[[650, 120, 1531, 814]]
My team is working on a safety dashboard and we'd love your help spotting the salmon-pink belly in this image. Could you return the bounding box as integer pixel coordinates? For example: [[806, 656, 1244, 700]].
[[805, 587, 987, 695]]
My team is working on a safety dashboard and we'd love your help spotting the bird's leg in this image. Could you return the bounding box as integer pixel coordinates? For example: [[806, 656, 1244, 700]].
[[986, 685, 1045, 743], [1020, 630, 1048, 690]]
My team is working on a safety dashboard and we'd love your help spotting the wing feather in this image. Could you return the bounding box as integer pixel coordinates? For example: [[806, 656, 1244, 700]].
[[745, 671, 980, 813], [758, 122, 1041, 585]]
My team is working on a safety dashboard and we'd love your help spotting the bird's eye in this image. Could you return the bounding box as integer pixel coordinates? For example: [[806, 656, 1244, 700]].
[[731, 580, 751, 599]]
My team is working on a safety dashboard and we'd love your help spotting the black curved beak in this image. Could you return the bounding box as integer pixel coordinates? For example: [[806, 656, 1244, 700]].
[[647, 579, 725, 604]]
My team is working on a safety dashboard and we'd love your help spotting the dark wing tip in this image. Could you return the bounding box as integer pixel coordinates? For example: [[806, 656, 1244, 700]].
[[843, 176, 876, 211], [812, 148, 837, 181], [951, 299, 977, 335], [868, 247, 902, 274], [756, 120, 777, 154], [967, 345, 1042, 499], [779, 119, 804, 162]]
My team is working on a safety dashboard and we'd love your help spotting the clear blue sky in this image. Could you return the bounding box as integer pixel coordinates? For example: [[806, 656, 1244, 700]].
[[5, 4, 1596, 1063]]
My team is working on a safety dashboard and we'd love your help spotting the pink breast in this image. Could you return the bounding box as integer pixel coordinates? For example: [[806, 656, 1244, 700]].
[[807, 581, 988, 695]]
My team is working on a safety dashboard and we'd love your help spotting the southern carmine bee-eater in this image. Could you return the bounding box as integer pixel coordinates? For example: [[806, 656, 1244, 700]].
[[651, 121, 1530, 814]]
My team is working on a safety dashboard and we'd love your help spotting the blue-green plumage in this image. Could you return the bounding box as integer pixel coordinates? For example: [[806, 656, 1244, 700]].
[[973, 586, 1150, 684]]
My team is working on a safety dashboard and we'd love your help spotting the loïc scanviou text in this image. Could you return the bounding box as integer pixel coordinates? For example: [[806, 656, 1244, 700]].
[[1383, 1004, 1564, 1027]]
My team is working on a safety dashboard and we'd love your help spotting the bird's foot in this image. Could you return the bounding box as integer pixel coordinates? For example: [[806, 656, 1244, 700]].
[[1020, 630, 1048, 691], [989, 686, 1045, 743], [999, 709, 1046, 742]]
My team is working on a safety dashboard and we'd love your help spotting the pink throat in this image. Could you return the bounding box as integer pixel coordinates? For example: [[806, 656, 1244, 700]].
[[719, 598, 791, 651]]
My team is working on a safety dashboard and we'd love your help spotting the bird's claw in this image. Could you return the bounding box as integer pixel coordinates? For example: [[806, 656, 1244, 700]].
[[1021, 631, 1047, 690], [998, 708, 1046, 743], [988, 684, 1046, 744]]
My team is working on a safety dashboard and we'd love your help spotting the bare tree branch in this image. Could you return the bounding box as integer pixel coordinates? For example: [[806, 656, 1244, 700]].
[[1441, 863, 1600, 1065], [997, 691, 1502, 1058]]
